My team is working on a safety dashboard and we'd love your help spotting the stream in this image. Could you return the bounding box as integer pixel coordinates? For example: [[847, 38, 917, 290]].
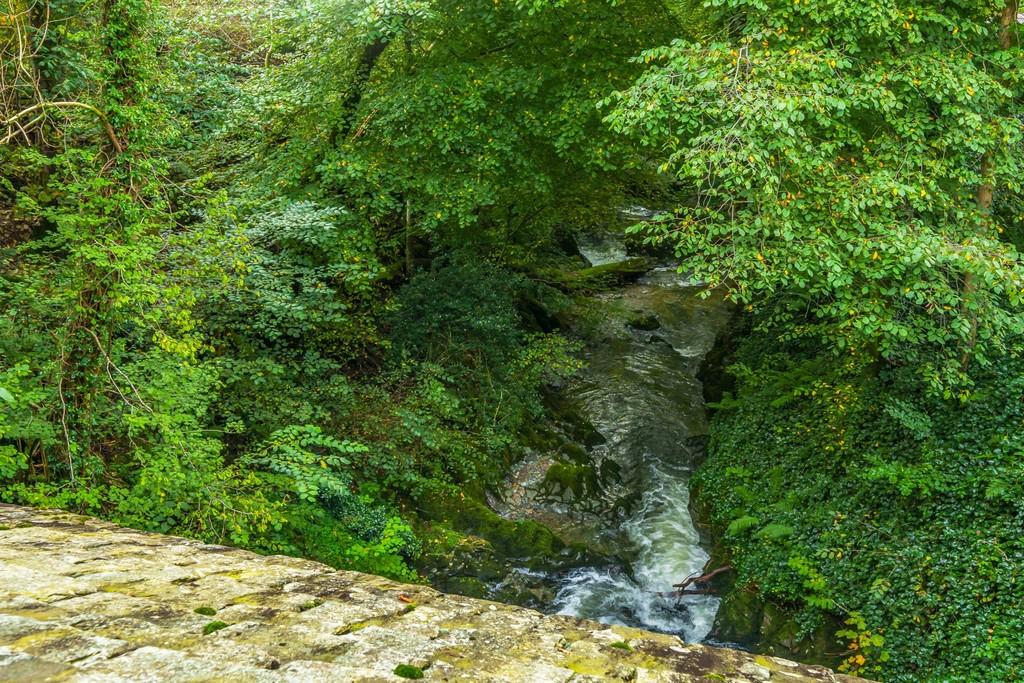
[[497, 233, 731, 643]]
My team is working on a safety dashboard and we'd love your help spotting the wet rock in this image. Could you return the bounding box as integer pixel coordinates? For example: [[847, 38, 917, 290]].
[[710, 588, 844, 669], [559, 258, 654, 290], [626, 312, 661, 331], [712, 588, 765, 647]]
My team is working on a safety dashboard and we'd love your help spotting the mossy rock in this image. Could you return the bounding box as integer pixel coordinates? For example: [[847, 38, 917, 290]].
[[696, 305, 745, 407], [558, 442, 591, 465], [417, 490, 569, 563], [439, 576, 489, 599], [539, 461, 601, 501], [712, 589, 765, 647], [518, 291, 562, 333], [548, 257, 653, 292], [712, 592, 841, 669], [758, 603, 842, 668], [626, 312, 661, 331], [542, 388, 606, 448], [491, 580, 556, 606], [394, 664, 425, 679]]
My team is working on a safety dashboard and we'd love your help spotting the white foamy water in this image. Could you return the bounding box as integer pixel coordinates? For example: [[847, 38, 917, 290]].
[[554, 463, 718, 641], [550, 237, 730, 641]]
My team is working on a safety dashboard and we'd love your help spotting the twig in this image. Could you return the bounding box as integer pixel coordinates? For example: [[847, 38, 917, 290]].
[[672, 565, 734, 593], [52, 334, 76, 484]]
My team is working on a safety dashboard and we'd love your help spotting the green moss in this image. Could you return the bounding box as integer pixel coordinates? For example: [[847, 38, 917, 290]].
[[202, 621, 228, 635], [626, 312, 660, 331], [540, 461, 599, 500], [335, 617, 388, 635], [298, 600, 322, 612], [547, 257, 653, 291], [193, 606, 216, 616], [563, 656, 610, 676], [610, 641, 633, 651], [393, 664, 425, 679], [558, 442, 590, 465], [440, 576, 489, 598], [416, 490, 568, 564]]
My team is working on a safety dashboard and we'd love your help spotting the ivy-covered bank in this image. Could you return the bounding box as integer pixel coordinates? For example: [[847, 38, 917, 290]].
[[696, 320, 1024, 682]]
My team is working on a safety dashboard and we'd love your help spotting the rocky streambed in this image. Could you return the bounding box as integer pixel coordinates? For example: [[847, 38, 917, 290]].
[[487, 234, 733, 644]]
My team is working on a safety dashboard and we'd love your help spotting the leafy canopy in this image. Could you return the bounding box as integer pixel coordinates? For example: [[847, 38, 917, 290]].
[[608, 0, 1024, 391]]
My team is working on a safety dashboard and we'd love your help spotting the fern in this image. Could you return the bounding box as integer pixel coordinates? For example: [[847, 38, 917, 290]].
[[757, 523, 794, 540], [241, 425, 368, 503], [726, 515, 760, 535]]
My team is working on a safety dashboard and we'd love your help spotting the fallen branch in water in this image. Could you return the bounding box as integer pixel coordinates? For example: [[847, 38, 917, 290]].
[[672, 565, 734, 595]]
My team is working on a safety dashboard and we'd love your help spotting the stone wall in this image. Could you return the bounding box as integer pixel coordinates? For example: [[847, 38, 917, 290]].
[[0, 505, 865, 682]]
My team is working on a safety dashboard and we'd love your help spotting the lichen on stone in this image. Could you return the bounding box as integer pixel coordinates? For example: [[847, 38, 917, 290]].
[[0, 504, 869, 682]]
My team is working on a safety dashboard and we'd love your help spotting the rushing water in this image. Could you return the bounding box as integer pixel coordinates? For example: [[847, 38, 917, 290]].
[[548, 245, 731, 642], [575, 231, 628, 267]]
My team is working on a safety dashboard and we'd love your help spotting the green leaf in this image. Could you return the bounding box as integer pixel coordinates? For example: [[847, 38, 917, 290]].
[[726, 515, 760, 535]]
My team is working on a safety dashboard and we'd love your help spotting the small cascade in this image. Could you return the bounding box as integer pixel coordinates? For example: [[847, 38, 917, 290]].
[[491, 230, 730, 642], [547, 263, 729, 642]]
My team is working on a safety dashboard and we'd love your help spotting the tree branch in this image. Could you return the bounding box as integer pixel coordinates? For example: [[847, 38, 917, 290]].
[[672, 565, 733, 594], [1, 100, 123, 153]]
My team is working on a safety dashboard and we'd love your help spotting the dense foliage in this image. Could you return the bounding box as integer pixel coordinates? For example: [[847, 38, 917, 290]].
[[609, 3, 1024, 679], [0, 0, 670, 580], [610, 0, 1024, 392], [697, 329, 1024, 681], [2, 0, 1023, 680]]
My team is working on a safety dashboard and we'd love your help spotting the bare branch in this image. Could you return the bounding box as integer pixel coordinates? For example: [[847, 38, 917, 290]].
[[1, 100, 123, 153]]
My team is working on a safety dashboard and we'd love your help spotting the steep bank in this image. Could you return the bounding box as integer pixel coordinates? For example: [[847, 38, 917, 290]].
[[691, 323, 1024, 681]]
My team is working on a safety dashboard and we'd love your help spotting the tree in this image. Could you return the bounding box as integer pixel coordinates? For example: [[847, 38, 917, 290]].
[[608, 0, 1024, 392], [254, 0, 680, 264]]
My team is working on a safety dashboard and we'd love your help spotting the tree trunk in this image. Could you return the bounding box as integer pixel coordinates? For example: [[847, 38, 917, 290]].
[[975, 0, 1018, 215], [405, 198, 414, 275], [961, 0, 1017, 370], [334, 38, 388, 141]]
